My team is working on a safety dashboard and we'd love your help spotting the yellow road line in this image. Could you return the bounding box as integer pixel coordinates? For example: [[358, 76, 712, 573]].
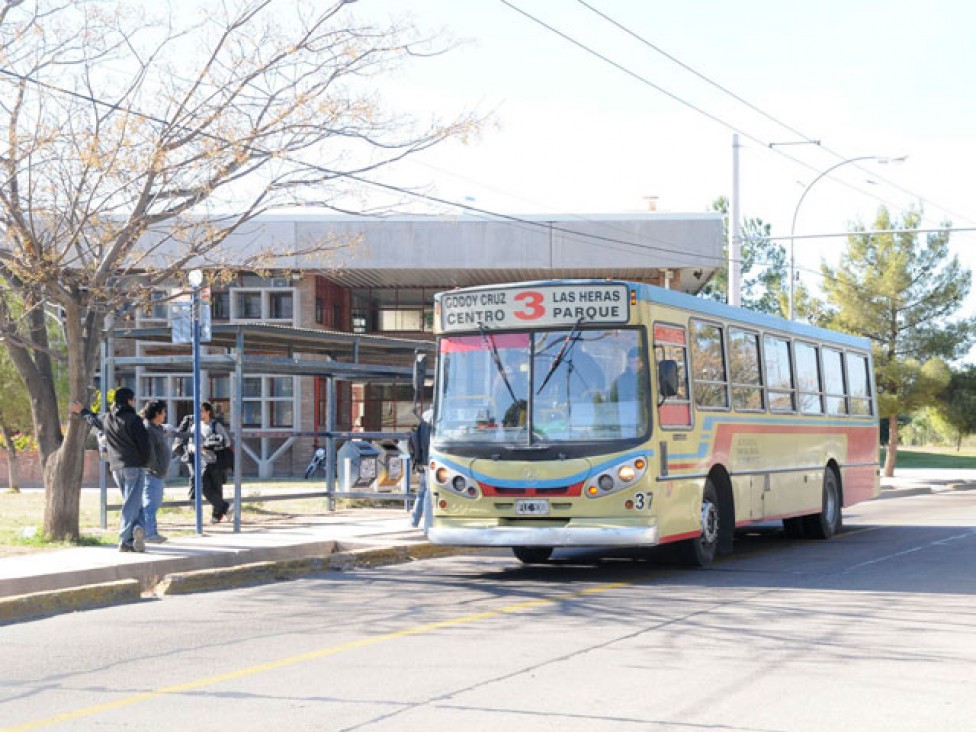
[[3, 581, 631, 731]]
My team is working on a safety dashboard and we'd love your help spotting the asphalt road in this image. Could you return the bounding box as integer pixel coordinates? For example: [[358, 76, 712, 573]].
[[2, 489, 975, 732]]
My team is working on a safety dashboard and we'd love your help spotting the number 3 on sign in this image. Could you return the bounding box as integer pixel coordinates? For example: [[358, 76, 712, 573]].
[[513, 291, 545, 320]]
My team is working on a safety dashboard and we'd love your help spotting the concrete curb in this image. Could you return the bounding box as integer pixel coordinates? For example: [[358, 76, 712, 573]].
[[156, 542, 472, 596], [0, 579, 142, 625]]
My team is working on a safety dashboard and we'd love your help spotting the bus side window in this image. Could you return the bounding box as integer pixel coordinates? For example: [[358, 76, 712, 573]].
[[847, 352, 873, 416], [729, 327, 764, 411], [690, 320, 729, 410], [763, 334, 796, 413], [823, 348, 848, 415]]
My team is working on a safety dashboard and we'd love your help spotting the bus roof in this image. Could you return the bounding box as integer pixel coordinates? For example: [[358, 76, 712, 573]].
[[434, 278, 873, 352]]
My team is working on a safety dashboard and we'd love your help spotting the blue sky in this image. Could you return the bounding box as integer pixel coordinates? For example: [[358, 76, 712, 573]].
[[353, 0, 976, 335]]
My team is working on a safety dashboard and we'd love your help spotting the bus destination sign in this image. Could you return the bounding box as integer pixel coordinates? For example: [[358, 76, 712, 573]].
[[439, 283, 630, 332]]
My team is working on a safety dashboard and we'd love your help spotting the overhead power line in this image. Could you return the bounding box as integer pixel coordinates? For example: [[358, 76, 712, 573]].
[[540, 0, 974, 230], [0, 66, 734, 269]]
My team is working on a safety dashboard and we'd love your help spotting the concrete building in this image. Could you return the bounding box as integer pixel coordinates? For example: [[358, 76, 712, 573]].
[[115, 212, 723, 477]]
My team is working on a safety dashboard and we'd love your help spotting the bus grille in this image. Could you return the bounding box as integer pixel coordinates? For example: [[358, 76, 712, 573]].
[[479, 482, 583, 497]]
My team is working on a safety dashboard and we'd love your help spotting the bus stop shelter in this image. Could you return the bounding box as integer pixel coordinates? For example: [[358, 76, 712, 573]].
[[103, 322, 435, 532]]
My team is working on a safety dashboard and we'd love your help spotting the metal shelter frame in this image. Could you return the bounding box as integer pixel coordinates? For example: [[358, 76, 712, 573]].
[[100, 322, 435, 533]]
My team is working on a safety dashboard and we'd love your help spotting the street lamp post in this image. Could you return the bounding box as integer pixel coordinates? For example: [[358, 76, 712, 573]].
[[788, 155, 906, 320], [188, 269, 204, 534]]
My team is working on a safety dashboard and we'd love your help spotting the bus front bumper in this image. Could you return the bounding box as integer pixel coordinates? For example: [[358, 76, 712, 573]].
[[427, 524, 659, 548]]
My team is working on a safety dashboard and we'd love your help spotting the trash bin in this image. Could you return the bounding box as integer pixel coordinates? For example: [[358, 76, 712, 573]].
[[337, 440, 380, 492], [374, 439, 407, 492]]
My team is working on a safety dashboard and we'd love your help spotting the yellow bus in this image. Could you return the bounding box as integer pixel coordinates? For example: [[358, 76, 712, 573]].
[[427, 279, 880, 566]]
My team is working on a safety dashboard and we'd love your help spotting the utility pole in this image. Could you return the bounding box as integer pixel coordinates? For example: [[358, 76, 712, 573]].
[[728, 134, 741, 307]]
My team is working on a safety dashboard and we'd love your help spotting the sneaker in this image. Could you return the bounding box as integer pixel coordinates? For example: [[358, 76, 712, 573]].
[[145, 534, 168, 544], [226, 501, 235, 517], [210, 514, 224, 525], [119, 543, 135, 553], [132, 526, 146, 553]]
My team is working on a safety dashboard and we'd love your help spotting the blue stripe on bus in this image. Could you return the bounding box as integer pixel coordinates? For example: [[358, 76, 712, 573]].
[[433, 448, 654, 488]]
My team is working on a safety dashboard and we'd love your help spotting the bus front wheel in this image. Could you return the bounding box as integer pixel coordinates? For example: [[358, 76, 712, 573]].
[[803, 468, 842, 540], [513, 546, 553, 564], [682, 479, 720, 567]]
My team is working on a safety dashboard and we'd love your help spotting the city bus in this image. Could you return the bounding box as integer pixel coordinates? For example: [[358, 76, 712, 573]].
[[426, 279, 880, 566]]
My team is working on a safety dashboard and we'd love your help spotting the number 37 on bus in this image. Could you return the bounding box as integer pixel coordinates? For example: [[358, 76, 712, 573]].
[[425, 279, 879, 566]]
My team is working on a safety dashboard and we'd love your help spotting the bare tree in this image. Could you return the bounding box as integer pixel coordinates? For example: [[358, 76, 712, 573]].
[[0, 0, 477, 538]]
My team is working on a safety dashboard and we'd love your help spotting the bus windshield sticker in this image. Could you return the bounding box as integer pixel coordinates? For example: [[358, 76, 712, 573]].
[[439, 284, 629, 332]]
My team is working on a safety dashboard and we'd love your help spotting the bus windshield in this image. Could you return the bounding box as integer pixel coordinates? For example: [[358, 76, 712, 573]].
[[433, 328, 648, 446]]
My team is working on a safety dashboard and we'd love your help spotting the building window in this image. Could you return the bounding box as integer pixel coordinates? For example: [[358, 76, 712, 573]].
[[212, 291, 231, 321], [379, 309, 423, 332], [241, 375, 295, 429], [269, 292, 293, 319], [235, 291, 262, 319], [145, 291, 169, 321]]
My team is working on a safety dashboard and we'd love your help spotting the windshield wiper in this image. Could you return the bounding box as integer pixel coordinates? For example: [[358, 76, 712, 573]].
[[536, 318, 584, 395], [479, 323, 519, 406]]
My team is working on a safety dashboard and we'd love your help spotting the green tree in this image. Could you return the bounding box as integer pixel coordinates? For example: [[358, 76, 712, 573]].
[[822, 206, 975, 476], [930, 366, 976, 450], [701, 197, 817, 318], [0, 1, 476, 539]]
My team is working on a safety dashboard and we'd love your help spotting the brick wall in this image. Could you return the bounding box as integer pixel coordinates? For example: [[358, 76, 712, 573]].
[[0, 450, 104, 489]]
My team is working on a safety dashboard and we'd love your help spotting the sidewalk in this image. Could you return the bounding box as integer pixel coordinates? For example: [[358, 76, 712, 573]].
[[0, 507, 453, 625], [879, 468, 976, 498]]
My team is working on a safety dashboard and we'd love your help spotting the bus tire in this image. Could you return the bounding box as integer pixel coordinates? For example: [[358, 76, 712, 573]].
[[513, 546, 553, 564], [803, 467, 842, 540], [682, 479, 720, 567]]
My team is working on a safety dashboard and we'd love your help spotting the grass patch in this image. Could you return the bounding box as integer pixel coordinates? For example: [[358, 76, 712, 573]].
[[883, 447, 976, 469]]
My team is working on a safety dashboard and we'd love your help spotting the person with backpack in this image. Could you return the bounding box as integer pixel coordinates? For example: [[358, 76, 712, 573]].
[[70, 388, 151, 552], [172, 401, 234, 524]]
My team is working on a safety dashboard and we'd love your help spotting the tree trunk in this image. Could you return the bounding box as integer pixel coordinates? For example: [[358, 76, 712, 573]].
[[42, 417, 89, 541], [883, 415, 898, 478], [1, 421, 20, 493]]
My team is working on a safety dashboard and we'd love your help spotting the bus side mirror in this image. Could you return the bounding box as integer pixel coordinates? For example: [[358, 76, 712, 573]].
[[658, 359, 679, 399], [412, 352, 428, 417]]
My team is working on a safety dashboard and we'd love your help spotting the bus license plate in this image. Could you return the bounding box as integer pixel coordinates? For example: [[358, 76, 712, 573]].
[[515, 499, 549, 516]]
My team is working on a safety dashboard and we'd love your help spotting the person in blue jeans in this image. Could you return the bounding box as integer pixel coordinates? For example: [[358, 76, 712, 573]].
[[141, 399, 174, 543], [70, 388, 151, 552]]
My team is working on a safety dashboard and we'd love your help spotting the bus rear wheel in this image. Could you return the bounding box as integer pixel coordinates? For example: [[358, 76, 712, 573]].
[[682, 479, 720, 567], [513, 546, 553, 564], [803, 468, 842, 540]]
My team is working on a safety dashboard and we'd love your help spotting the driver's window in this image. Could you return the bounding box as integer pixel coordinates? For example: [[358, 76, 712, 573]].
[[654, 323, 692, 428]]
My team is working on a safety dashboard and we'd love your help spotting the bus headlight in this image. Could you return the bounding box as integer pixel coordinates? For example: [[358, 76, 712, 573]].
[[585, 456, 649, 498], [429, 462, 479, 499]]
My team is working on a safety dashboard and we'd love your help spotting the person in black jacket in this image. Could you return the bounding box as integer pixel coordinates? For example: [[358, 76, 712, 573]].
[[70, 388, 151, 552]]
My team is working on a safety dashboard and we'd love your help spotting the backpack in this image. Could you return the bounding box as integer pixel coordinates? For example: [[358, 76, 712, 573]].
[[216, 445, 235, 472]]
